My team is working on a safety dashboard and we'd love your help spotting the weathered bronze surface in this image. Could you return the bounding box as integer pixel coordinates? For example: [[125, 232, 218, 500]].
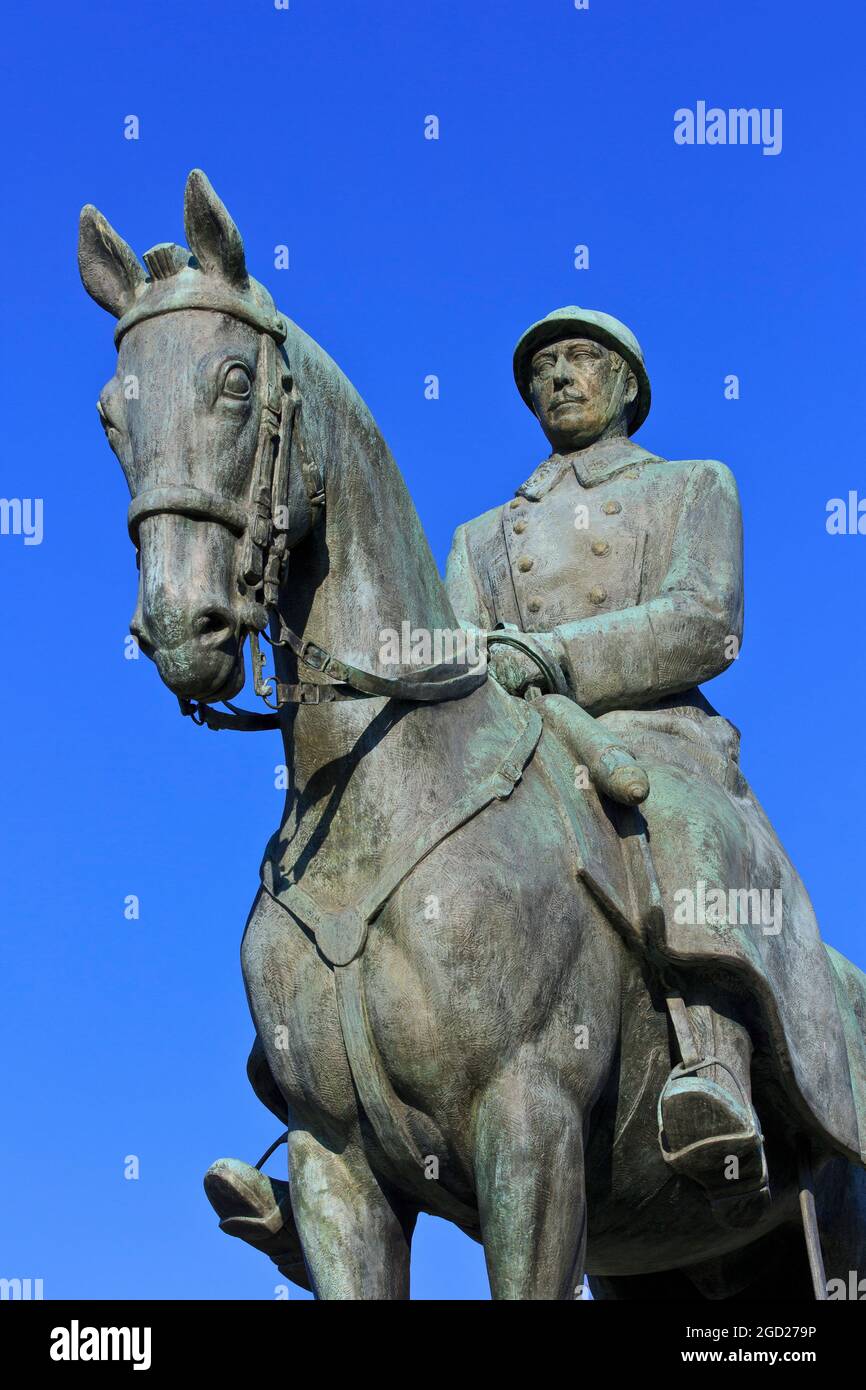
[[80, 172, 866, 1299]]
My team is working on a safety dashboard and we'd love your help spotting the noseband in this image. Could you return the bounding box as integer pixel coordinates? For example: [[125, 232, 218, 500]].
[[126, 316, 491, 732]]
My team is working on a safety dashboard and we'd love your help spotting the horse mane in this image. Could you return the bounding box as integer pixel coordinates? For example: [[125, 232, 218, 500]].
[[279, 314, 458, 659]]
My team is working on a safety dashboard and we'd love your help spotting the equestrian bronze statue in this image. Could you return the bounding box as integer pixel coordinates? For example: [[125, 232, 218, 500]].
[[79, 170, 866, 1299]]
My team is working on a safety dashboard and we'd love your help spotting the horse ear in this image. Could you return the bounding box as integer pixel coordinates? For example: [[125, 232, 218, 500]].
[[183, 169, 247, 286], [78, 205, 145, 318]]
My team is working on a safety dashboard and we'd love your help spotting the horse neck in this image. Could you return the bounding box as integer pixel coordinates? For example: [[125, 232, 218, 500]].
[[272, 326, 501, 805], [298, 372, 455, 674]]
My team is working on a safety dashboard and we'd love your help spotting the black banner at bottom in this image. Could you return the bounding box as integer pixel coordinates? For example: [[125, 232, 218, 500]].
[[1, 1298, 861, 1376]]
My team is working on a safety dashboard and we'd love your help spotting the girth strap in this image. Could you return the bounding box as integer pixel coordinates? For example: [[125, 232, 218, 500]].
[[333, 958, 478, 1227]]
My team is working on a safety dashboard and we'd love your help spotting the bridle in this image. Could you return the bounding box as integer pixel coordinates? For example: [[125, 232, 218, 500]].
[[123, 307, 493, 732]]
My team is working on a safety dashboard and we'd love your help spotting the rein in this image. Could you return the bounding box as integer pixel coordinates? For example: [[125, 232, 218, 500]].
[[178, 618, 492, 733]]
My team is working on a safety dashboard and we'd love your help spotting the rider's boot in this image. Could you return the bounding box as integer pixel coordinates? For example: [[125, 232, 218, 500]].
[[203, 1158, 311, 1291], [659, 999, 770, 1230]]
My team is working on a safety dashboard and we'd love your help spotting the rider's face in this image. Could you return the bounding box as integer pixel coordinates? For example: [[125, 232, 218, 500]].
[[529, 337, 636, 452]]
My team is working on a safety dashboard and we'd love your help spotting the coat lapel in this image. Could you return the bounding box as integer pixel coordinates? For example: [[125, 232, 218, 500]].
[[517, 438, 662, 500]]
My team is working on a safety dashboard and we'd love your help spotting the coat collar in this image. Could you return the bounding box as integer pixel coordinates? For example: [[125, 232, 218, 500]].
[[517, 437, 662, 500]]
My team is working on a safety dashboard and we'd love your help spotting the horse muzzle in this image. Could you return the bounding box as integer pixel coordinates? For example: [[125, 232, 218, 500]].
[[131, 600, 247, 702]]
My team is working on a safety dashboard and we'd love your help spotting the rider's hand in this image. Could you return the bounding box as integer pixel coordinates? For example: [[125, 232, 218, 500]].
[[488, 644, 540, 697]]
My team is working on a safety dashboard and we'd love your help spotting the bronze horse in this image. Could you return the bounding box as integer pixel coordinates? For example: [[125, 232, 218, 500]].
[[79, 171, 866, 1299]]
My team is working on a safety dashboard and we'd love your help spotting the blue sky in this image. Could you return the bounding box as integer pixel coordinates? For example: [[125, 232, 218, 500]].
[[1, 0, 864, 1300]]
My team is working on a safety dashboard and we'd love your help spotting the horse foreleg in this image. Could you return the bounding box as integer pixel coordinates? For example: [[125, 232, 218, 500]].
[[474, 1068, 587, 1300], [287, 1129, 416, 1300]]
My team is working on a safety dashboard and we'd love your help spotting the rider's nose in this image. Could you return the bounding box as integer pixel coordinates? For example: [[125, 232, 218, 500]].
[[552, 354, 572, 388]]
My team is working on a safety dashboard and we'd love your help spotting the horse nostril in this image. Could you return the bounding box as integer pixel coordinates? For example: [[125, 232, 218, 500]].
[[129, 614, 154, 658], [193, 606, 236, 645]]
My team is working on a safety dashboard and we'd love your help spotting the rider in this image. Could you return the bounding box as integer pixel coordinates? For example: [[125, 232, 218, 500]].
[[444, 306, 865, 1227]]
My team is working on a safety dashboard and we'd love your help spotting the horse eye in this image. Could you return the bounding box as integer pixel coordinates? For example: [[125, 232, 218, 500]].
[[222, 365, 252, 398]]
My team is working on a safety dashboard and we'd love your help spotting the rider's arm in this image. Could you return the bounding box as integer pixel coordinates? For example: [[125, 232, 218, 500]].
[[445, 522, 493, 632], [532, 459, 744, 714]]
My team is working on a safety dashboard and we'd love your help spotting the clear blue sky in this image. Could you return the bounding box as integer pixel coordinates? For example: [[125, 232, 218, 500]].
[[2, 0, 864, 1300]]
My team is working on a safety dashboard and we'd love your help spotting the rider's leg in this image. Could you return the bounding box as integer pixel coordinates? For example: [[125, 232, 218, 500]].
[[661, 995, 769, 1227], [474, 1067, 587, 1300], [701, 1003, 752, 1090]]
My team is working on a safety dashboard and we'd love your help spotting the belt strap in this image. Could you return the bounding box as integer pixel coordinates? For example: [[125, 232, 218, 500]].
[[274, 681, 370, 705]]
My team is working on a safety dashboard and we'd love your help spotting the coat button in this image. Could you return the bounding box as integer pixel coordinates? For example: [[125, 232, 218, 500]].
[[518, 555, 534, 572], [591, 539, 610, 557], [602, 500, 622, 515], [588, 586, 607, 605], [528, 597, 542, 613], [513, 520, 526, 534]]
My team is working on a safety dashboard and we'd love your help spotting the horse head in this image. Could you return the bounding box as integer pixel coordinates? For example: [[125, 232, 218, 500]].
[[78, 170, 317, 707]]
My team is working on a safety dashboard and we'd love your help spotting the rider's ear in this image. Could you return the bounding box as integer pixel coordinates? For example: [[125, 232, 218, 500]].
[[183, 168, 248, 288], [78, 205, 145, 318]]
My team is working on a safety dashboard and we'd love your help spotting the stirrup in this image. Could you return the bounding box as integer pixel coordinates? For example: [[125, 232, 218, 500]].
[[657, 1057, 767, 1184]]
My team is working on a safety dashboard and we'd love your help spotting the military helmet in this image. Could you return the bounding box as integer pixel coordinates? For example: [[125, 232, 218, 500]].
[[513, 306, 651, 435]]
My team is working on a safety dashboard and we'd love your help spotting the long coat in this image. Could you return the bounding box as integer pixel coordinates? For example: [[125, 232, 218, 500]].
[[446, 435, 866, 1165]]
